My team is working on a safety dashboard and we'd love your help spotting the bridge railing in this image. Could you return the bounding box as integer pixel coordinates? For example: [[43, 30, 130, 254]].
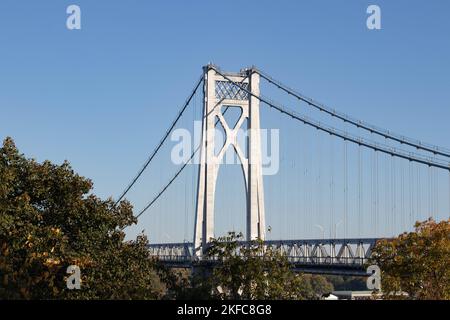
[[147, 238, 380, 268]]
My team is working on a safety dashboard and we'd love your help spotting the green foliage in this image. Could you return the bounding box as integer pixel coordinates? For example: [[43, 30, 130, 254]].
[[0, 137, 165, 299], [370, 218, 450, 300], [0, 137, 338, 300], [306, 273, 334, 297], [183, 232, 333, 300]]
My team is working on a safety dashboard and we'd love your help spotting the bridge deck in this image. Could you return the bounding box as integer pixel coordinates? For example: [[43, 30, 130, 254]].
[[148, 238, 381, 276]]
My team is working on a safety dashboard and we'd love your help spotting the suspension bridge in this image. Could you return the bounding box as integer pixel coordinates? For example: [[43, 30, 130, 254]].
[[117, 65, 450, 276]]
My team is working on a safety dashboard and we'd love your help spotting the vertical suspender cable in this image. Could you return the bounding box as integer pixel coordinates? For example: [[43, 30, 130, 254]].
[[401, 162, 405, 231], [409, 161, 413, 228], [330, 136, 334, 239], [317, 129, 322, 238], [375, 151, 379, 235], [371, 151, 375, 237], [417, 164, 420, 222], [428, 166, 432, 219], [358, 146, 362, 238], [344, 140, 348, 239], [385, 155, 390, 235], [392, 156, 396, 235]]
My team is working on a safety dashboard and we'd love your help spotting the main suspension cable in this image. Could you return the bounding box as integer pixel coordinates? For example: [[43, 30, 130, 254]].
[[130, 96, 236, 224], [257, 68, 450, 158], [114, 74, 204, 206], [130, 74, 252, 222], [212, 67, 450, 171]]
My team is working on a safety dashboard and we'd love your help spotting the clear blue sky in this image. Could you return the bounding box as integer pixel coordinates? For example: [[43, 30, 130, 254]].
[[1, 1, 449, 241]]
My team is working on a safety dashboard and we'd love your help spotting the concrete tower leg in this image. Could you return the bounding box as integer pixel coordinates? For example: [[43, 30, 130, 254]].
[[193, 65, 266, 258]]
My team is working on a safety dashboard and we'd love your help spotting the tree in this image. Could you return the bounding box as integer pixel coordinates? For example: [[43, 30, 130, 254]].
[[306, 274, 334, 297], [187, 232, 330, 300], [0, 137, 165, 299], [370, 218, 450, 300]]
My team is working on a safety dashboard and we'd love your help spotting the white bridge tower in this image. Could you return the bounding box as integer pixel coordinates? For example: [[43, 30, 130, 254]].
[[194, 65, 266, 257]]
